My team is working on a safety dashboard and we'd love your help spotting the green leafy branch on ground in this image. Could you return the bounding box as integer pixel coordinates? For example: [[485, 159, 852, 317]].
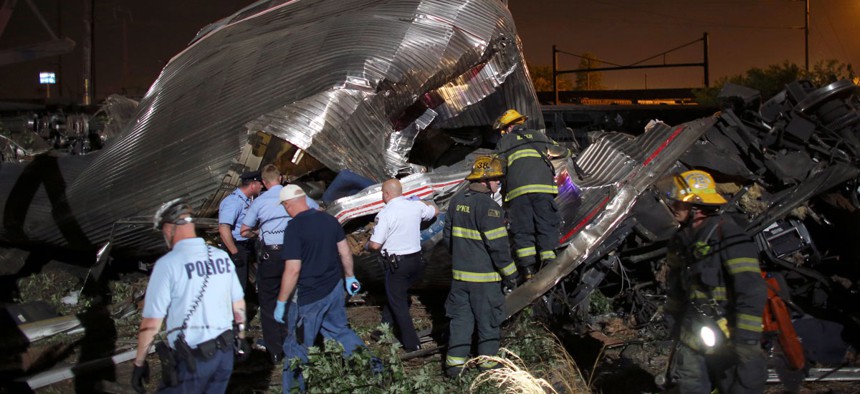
[[280, 309, 588, 393]]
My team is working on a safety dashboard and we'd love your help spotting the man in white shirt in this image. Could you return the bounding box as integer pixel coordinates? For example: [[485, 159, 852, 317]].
[[366, 179, 438, 352]]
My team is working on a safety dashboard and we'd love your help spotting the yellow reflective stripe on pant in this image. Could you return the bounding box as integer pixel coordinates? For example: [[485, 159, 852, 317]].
[[540, 250, 556, 261], [726, 257, 760, 274], [736, 313, 763, 333], [452, 269, 501, 282], [507, 148, 542, 166], [483, 226, 507, 241], [506, 184, 558, 201], [452, 226, 482, 240], [446, 355, 466, 367], [516, 246, 536, 258]]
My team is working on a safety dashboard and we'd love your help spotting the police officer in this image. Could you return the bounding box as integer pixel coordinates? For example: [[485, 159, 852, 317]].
[[366, 179, 439, 352], [132, 198, 248, 393], [663, 170, 767, 393], [442, 156, 518, 377], [493, 109, 568, 280], [219, 170, 263, 291], [274, 184, 368, 391], [240, 164, 319, 363]]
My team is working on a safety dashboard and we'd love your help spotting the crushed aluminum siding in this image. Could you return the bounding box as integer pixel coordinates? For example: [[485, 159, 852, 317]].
[[0, 0, 541, 254], [504, 118, 716, 318]]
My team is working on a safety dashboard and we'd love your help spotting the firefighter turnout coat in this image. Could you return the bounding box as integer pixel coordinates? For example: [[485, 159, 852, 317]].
[[443, 183, 516, 282], [495, 125, 560, 202], [666, 214, 767, 350]]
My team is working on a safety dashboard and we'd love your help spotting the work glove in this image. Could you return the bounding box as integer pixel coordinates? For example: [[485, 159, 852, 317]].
[[502, 273, 519, 294], [346, 276, 361, 296], [130, 360, 150, 394], [234, 337, 251, 363], [274, 300, 286, 324]]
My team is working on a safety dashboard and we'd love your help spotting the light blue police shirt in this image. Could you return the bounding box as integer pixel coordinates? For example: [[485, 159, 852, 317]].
[[142, 238, 244, 348], [241, 184, 320, 246], [218, 188, 251, 241], [370, 196, 437, 255]]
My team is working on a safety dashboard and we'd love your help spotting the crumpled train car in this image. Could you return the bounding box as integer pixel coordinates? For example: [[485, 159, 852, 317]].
[[0, 0, 541, 258]]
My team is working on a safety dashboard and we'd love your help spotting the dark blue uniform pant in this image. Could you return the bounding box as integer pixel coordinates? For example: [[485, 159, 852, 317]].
[[381, 252, 424, 350], [282, 279, 365, 391], [159, 347, 233, 394], [258, 248, 288, 359], [234, 240, 255, 291], [508, 193, 560, 268], [671, 343, 767, 394], [444, 280, 504, 369]]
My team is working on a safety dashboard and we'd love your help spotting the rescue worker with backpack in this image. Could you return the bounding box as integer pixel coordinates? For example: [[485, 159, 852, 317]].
[[663, 169, 768, 393], [442, 155, 519, 377], [493, 109, 568, 280]]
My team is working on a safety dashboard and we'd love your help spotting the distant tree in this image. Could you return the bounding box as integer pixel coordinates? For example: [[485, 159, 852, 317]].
[[528, 65, 573, 92], [575, 52, 606, 90], [693, 59, 856, 105]]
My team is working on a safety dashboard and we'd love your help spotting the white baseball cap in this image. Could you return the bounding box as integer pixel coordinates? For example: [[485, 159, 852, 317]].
[[279, 184, 306, 202]]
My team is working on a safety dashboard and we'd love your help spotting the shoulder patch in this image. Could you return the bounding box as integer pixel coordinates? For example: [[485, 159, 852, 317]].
[[488, 209, 501, 218]]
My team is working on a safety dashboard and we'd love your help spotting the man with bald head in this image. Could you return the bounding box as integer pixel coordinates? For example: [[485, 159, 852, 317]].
[[367, 179, 438, 352]]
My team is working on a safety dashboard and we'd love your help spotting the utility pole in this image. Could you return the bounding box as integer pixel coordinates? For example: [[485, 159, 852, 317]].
[[703, 32, 709, 87], [552, 44, 558, 105], [82, 0, 93, 105], [804, 0, 809, 73]]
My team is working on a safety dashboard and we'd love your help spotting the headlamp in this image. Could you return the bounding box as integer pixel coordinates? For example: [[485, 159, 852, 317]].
[[700, 325, 717, 348]]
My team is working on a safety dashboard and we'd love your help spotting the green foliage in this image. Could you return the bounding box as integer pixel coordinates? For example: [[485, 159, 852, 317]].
[[575, 52, 606, 90], [15, 270, 93, 316], [693, 59, 857, 104], [588, 290, 613, 315], [529, 65, 574, 92], [286, 325, 463, 393]]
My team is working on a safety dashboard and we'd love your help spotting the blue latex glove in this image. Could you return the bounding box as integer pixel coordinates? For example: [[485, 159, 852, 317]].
[[345, 276, 361, 296], [274, 300, 286, 324]]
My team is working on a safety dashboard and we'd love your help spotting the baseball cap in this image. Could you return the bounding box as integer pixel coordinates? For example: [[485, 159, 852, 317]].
[[279, 184, 306, 202], [240, 170, 262, 182]]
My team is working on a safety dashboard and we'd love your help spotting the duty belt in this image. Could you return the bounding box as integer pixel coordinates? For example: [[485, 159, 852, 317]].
[[263, 244, 282, 251], [190, 330, 233, 360]]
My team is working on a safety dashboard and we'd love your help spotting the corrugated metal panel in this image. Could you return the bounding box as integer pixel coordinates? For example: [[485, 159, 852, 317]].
[[0, 0, 540, 253]]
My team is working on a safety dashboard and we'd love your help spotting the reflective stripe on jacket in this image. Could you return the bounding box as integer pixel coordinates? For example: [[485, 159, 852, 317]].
[[443, 183, 515, 282], [665, 215, 767, 350], [495, 125, 560, 202]]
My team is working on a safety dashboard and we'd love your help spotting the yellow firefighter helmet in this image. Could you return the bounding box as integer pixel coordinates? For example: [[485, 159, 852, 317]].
[[466, 155, 504, 181], [667, 170, 728, 206], [493, 109, 527, 130]]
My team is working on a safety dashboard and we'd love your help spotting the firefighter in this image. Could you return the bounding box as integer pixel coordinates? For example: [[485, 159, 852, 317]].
[[663, 169, 767, 393], [493, 109, 567, 280], [442, 155, 518, 377]]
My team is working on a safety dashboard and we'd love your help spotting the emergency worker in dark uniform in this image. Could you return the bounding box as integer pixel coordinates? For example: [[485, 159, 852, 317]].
[[274, 185, 367, 391], [240, 164, 319, 363], [493, 109, 568, 280], [132, 198, 248, 394], [366, 179, 439, 352], [663, 170, 767, 393], [442, 156, 518, 377], [219, 171, 263, 291]]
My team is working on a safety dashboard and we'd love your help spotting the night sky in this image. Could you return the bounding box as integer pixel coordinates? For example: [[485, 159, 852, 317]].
[[1, 0, 857, 101]]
